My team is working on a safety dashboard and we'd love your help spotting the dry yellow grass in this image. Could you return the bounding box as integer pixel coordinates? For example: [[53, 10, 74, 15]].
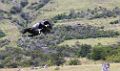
[[54, 17, 120, 33], [59, 37, 119, 46], [55, 17, 119, 26], [0, 63, 120, 71]]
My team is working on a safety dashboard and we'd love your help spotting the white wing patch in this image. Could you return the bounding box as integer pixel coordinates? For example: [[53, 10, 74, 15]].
[[32, 22, 40, 28]]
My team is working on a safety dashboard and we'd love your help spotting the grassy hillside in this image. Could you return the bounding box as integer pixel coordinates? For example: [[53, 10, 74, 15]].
[[0, 0, 120, 68], [0, 0, 120, 54], [0, 20, 20, 47], [0, 0, 119, 52], [1, 0, 120, 25], [59, 37, 119, 46], [36, 0, 120, 19]]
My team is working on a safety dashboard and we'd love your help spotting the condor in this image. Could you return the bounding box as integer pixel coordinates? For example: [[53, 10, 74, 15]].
[[22, 20, 52, 37]]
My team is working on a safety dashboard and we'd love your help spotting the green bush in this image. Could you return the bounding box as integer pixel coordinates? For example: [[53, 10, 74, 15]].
[[48, 48, 65, 66], [20, 0, 28, 7], [52, 7, 120, 22], [0, 64, 4, 68], [110, 20, 120, 24], [87, 46, 112, 60], [68, 59, 80, 65], [76, 44, 92, 57], [6, 62, 18, 68], [20, 12, 31, 21], [10, 5, 22, 14], [105, 47, 120, 62], [106, 54, 120, 62]]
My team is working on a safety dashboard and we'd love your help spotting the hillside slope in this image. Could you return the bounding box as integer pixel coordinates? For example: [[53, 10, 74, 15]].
[[1, 0, 120, 68], [0, 0, 120, 47], [36, 0, 120, 19], [0, 20, 20, 47]]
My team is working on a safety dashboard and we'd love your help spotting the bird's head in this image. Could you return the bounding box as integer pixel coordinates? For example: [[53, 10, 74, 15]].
[[43, 20, 52, 29]]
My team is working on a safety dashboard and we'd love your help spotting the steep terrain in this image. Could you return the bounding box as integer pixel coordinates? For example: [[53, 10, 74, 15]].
[[0, 0, 120, 69], [0, 0, 120, 47]]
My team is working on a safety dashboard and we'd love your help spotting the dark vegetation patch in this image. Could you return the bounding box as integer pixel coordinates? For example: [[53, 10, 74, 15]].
[[52, 7, 120, 22], [110, 19, 120, 24], [0, 0, 50, 28], [10, 5, 22, 14], [1, 44, 120, 68], [0, 10, 11, 20], [0, 29, 6, 38], [10, 0, 50, 28], [0, 0, 12, 4], [68, 59, 81, 65], [27, 0, 50, 10], [20, 0, 28, 8], [0, 46, 65, 68], [0, 39, 10, 47]]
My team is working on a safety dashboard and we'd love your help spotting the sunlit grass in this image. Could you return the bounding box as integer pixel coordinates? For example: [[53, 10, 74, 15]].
[[0, 20, 20, 47], [59, 37, 119, 46], [34, 0, 120, 21], [40, 63, 120, 71], [0, 63, 120, 71], [0, 2, 13, 12]]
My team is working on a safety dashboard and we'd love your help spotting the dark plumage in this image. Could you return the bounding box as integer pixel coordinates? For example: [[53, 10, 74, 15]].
[[22, 20, 52, 37]]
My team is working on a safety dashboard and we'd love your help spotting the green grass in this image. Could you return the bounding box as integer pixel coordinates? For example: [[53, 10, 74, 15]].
[[34, 0, 120, 20], [55, 17, 119, 25], [1, 0, 120, 47], [0, 2, 13, 12], [0, 20, 20, 47], [41, 63, 120, 71], [0, 1, 120, 70], [54, 17, 120, 33], [40, 63, 120, 71], [59, 37, 119, 46], [0, 63, 120, 71]]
